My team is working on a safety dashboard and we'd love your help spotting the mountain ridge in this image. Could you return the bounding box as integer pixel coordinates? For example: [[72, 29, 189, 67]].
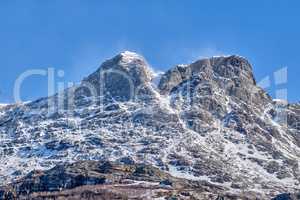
[[0, 51, 299, 198]]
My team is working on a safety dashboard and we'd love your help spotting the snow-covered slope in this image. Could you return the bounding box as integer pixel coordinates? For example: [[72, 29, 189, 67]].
[[0, 52, 299, 196]]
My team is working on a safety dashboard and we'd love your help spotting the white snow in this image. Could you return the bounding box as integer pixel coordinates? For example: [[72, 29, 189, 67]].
[[151, 70, 164, 87], [0, 103, 9, 109], [273, 99, 288, 103], [120, 51, 144, 64], [168, 165, 210, 181]]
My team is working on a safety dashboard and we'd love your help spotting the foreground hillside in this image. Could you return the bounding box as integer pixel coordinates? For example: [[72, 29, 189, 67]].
[[1, 160, 299, 199]]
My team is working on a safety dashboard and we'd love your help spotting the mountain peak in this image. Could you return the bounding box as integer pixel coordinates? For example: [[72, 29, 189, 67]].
[[158, 55, 256, 95], [101, 51, 147, 68], [191, 55, 254, 76], [99, 51, 152, 75], [119, 51, 143, 62], [81, 51, 154, 101]]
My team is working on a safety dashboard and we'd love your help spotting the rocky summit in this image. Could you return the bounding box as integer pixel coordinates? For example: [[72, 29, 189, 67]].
[[0, 51, 300, 199]]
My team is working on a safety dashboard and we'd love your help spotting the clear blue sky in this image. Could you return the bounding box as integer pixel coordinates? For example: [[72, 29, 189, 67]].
[[0, 0, 299, 103]]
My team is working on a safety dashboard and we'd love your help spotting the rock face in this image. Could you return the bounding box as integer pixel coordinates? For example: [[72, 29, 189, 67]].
[[81, 51, 154, 101], [1, 160, 181, 198], [0, 51, 300, 198], [0, 160, 288, 199], [159, 56, 256, 94]]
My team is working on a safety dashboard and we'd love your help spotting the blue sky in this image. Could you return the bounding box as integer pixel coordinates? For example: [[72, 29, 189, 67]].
[[0, 0, 299, 103]]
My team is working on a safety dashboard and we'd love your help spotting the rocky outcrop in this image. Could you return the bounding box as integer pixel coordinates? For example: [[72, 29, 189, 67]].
[[0, 160, 228, 199], [80, 51, 155, 101], [1, 160, 293, 200], [271, 193, 300, 200], [159, 56, 256, 93]]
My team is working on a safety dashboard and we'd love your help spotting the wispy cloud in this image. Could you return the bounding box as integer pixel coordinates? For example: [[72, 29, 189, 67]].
[[156, 44, 227, 71], [68, 40, 143, 83], [181, 46, 225, 63]]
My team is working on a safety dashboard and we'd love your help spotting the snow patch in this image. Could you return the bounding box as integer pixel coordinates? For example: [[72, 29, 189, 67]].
[[151, 70, 164, 87], [120, 51, 144, 64]]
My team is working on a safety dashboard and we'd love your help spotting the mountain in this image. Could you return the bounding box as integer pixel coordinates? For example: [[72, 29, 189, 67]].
[[0, 51, 299, 199]]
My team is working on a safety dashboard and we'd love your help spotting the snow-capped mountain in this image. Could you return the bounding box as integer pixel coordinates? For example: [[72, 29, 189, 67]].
[[0, 51, 299, 197]]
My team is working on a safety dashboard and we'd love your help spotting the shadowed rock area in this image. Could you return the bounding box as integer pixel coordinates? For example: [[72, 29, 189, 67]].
[[2, 160, 298, 199]]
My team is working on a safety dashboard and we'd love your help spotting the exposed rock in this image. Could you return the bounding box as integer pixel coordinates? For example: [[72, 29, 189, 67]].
[[0, 160, 291, 200], [0, 160, 228, 199], [265, 161, 281, 174], [271, 192, 300, 200], [81, 51, 154, 101]]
